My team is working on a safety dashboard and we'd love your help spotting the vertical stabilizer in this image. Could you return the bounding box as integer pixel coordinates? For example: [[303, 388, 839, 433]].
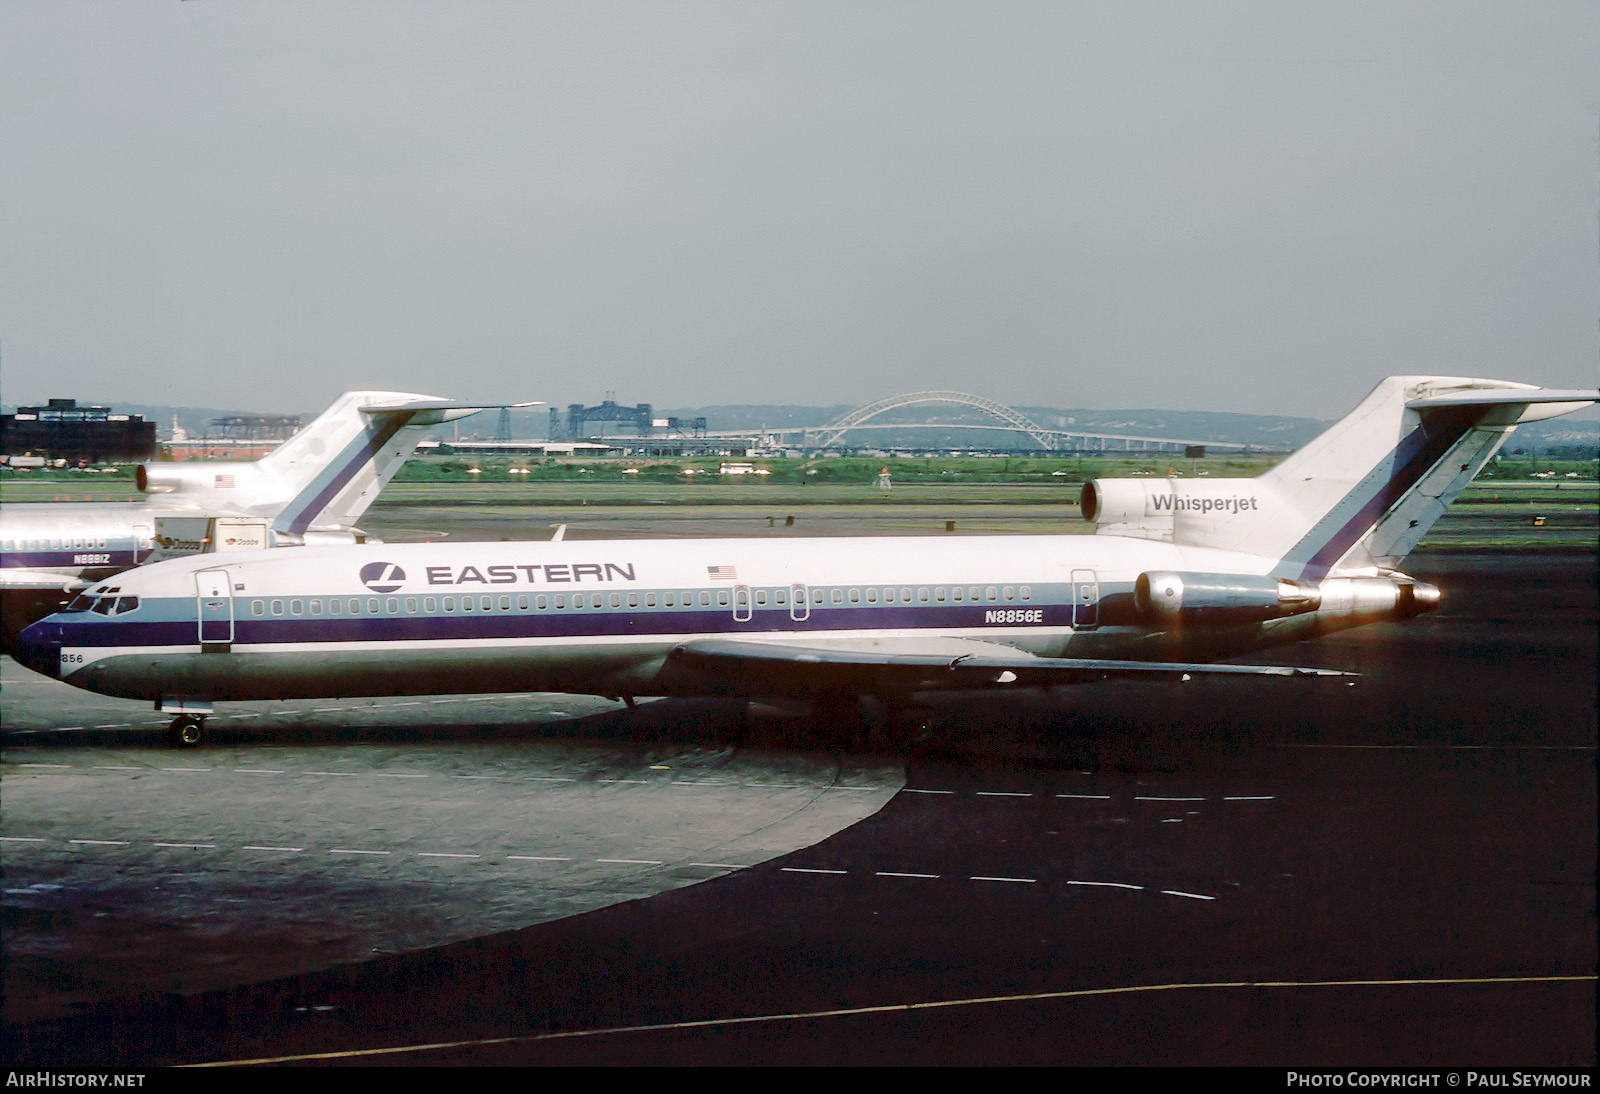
[[1150, 376, 1595, 577], [263, 392, 495, 535]]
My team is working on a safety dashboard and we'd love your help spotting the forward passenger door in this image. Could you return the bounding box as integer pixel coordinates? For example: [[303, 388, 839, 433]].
[[196, 569, 234, 646]]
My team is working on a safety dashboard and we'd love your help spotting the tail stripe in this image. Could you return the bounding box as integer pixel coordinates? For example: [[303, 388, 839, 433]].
[[271, 413, 414, 536], [1278, 404, 1485, 581]]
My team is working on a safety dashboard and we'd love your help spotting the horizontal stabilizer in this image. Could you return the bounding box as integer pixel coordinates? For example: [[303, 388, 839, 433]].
[[1406, 389, 1599, 408], [359, 399, 544, 414]]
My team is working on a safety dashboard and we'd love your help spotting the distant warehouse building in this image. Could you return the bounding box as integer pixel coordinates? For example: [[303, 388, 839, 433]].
[[1, 398, 157, 463]]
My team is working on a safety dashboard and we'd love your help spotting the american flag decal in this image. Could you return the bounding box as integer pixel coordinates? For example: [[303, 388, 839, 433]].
[[707, 565, 737, 581], [214, 474, 236, 488]]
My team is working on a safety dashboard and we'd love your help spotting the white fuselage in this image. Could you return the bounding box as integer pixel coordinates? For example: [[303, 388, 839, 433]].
[[22, 533, 1399, 706]]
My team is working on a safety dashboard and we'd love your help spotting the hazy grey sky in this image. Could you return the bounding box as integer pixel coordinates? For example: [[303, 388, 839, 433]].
[[2, 1, 1596, 419]]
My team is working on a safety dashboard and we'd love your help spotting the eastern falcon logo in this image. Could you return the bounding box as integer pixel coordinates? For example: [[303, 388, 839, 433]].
[[359, 562, 407, 593]]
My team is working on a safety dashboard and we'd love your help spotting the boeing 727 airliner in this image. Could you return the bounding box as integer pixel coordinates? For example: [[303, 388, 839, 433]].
[[0, 391, 526, 650], [15, 376, 1597, 747]]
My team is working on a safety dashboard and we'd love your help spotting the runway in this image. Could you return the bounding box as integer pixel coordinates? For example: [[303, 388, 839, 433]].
[[2, 544, 1594, 1066]]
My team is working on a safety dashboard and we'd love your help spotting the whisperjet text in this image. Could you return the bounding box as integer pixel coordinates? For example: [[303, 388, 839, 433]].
[[1149, 493, 1260, 514]]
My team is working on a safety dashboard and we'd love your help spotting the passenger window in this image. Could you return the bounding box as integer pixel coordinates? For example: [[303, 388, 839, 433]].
[[555, 595, 566, 609], [1003, 586, 1014, 601], [882, 589, 895, 603], [628, 593, 639, 608], [591, 594, 602, 608], [463, 597, 475, 612], [518, 595, 529, 610], [251, 600, 264, 616], [645, 592, 656, 607], [665, 593, 676, 607], [330, 599, 342, 615], [535, 595, 546, 610], [406, 598, 418, 613], [831, 588, 843, 604], [310, 599, 322, 615], [985, 586, 996, 601], [919, 588, 930, 602], [271, 600, 284, 616], [443, 597, 455, 612], [716, 590, 729, 607], [700, 591, 712, 607], [349, 598, 361, 615], [849, 589, 860, 603], [368, 598, 380, 614], [1020, 586, 1031, 601], [389, 598, 400, 614], [756, 590, 768, 606], [291, 599, 303, 616], [424, 597, 437, 612], [935, 588, 946, 602], [481, 596, 492, 611], [865, 589, 877, 603]]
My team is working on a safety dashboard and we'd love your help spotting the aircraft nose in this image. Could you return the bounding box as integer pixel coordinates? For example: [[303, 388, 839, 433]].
[[15, 618, 62, 680]]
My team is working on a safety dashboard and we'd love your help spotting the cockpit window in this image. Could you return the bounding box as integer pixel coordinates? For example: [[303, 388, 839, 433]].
[[65, 595, 94, 612], [113, 597, 139, 615], [91, 598, 116, 615]]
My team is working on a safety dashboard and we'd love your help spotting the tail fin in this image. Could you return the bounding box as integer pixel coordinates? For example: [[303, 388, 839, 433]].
[[260, 392, 511, 536], [1167, 376, 1595, 577]]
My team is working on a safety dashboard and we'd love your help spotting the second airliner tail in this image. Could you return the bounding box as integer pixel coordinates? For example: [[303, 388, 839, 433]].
[[263, 393, 517, 536]]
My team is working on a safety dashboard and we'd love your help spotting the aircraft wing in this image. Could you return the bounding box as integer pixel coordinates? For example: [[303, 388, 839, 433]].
[[0, 570, 89, 592], [667, 637, 1353, 693]]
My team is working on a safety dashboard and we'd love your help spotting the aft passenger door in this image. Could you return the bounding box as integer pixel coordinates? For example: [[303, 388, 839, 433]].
[[195, 569, 233, 646]]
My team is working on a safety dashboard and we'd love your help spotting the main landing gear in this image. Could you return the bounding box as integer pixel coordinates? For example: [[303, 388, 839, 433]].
[[167, 714, 208, 749], [808, 691, 932, 754]]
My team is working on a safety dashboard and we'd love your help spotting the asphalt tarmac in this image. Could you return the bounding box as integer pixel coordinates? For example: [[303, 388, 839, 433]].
[[2, 535, 1594, 1067]]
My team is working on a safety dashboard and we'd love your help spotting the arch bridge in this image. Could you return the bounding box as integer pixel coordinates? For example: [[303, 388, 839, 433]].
[[807, 391, 1060, 450]]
